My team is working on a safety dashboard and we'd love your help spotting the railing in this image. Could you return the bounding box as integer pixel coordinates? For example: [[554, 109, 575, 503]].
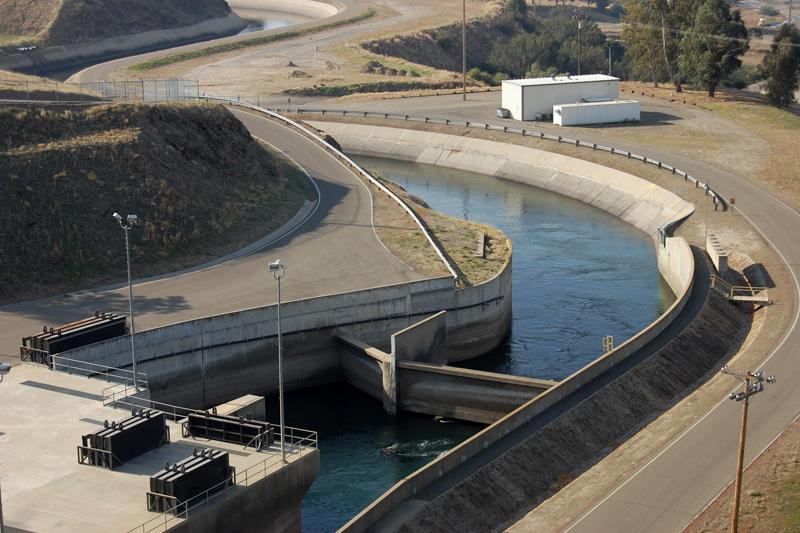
[[197, 97, 461, 282], [50, 354, 149, 388], [0, 78, 199, 104], [709, 274, 769, 301], [20, 347, 149, 388], [127, 425, 317, 533], [265, 107, 727, 212]]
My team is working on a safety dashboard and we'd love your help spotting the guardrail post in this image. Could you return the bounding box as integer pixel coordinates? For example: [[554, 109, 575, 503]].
[[643, 156, 647, 164], [575, 139, 579, 147], [627, 152, 631, 159], [611, 147, 614, 154], [446, 119, 450, 125], [425, 117, 429, 123], [658, 161, 662, 168], [465, 121, 470, 127], [593, 143, 597, 150], [405, 115, 409, 120], [540, 132, 544, 139], [363, 112, 368, 118], [384, 113, 389, 119], [558, 136, 562, 142]]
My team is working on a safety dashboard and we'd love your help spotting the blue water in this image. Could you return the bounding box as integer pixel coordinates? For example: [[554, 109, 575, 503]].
[[288, 157, 673, 531]]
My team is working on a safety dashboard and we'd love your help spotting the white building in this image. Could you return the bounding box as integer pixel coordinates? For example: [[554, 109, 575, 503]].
[[501, 74, 620, 121], [554, 100, 640, 126]]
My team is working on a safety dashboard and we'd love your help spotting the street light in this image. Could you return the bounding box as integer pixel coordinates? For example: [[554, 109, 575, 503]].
[[721, 366, 776, 533], [113, 212, 139, 390], [0, 362, 8, 533], [269, 259, 286, 463]]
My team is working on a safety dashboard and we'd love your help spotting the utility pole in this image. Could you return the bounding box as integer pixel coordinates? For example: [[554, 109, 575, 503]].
[[462, 0, 467, 101], [608, 44, 612, 76], [578, 19, 582, 76], [790, 0, 793, 25], [721, 366, 776, 533]]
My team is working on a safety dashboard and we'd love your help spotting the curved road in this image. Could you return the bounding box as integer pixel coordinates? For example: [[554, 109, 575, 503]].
[[316, 94, 800, 532], [0, 108, 425, 357]]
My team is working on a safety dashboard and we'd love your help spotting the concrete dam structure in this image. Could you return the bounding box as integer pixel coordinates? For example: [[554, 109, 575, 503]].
[[294, 123, 741, 532], [48, 112, 717, 532]]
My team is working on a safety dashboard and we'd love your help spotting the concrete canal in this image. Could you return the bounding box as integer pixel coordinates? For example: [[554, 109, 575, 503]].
[[278, 157, 674, 531]]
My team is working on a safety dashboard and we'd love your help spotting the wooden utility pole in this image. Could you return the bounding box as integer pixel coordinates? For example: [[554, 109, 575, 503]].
[[730, 376, 749, 533], [721, 367, 776, 533], [462, 0, 467, 101], [577, 20, 582, 75]]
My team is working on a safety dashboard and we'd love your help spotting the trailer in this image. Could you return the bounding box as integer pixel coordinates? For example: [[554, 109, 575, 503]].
[[553, 100, 640, 126]]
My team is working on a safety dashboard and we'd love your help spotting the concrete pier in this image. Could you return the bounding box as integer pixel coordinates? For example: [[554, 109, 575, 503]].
[[0, 364, 318, 533]]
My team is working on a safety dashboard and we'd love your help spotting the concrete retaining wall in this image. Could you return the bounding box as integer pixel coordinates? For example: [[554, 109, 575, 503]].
[[62, 253, 511, 408], [340, 235, 695, 532], [397, 362, 554, 424], [0, 13, 246, 74], [322, 122, 698, 532], [307, 122, 694, 238], [172, 449, 320, 533]]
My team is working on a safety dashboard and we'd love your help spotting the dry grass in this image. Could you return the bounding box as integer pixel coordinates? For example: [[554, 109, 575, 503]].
[[375, 177, 510, 285], [0, 69, 103, 100]]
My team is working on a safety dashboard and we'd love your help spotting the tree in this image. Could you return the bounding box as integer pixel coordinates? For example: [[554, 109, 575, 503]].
[[761, 23, 800, 106], [506, 0, 528, 15], [678, 0, 749, 97], [623, 0, 668, 85]]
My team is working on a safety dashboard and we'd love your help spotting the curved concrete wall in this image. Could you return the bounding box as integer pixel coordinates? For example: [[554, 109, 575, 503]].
[[230, 0, 340, 18], [62, 253, 511, 408], [311, 123, 699, 532], [307, 122, 694, 238]]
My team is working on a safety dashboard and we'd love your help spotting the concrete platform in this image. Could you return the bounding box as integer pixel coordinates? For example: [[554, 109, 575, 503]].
[[0, 364, 312, 533]]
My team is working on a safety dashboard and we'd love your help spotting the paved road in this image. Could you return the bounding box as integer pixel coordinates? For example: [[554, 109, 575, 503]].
[[0, 109, 423, 358], [65, 0, 360, 84], [316, 94, 800, 532]]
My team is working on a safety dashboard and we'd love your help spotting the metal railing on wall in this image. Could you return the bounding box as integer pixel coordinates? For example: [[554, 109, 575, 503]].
[[268, 107, 727, 213], [198, 96, 462, 282]]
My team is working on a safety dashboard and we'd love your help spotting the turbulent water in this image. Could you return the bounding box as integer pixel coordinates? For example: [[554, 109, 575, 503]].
[[286, 157, 674, 531]]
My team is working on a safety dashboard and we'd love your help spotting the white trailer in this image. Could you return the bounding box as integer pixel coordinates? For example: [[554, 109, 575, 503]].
[[501, 74, 619, 121], [553, 100, 640, 126]]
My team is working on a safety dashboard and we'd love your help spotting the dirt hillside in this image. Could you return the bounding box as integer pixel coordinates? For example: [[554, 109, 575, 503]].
[[0, 102, 314, 302], [0, 0, 232, 47]]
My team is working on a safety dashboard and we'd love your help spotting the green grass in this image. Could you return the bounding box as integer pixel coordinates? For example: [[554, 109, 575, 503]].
[[131, 8, 376, 71]]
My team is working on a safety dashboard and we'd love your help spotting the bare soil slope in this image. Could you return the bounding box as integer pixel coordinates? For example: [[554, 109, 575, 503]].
[[0, 103, 313, 302], [0, 0, 232, 46]]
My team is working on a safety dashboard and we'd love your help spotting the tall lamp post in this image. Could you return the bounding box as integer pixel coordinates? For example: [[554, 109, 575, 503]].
[[269, 260, 287, 463], [0, 362, 10, 533], [721, 366, 776, 533], [113, 212, 139, 390]]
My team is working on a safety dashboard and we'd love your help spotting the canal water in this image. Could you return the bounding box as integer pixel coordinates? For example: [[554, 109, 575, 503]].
[[237, 11, 312, 34], [280, 157, 674, 532]]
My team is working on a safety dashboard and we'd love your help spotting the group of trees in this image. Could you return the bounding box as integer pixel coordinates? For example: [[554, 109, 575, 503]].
[[623, 0, 800, 104], [623, 0, 749, 96], [473, 0, 800, 106]]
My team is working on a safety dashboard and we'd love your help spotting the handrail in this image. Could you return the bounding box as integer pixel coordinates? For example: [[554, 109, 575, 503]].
[[198, 97, 461, 282], [127, 431, 317, 533], [126, 423, 317, 533], [709, 274, 768, 299], [272, 107, 727, 212], [49, 353, 149, 388]]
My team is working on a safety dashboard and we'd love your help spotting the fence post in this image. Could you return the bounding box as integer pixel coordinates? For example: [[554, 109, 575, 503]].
[[55, 83, 59, 104]]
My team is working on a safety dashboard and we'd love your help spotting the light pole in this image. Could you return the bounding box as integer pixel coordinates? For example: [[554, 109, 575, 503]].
[[113, 212, 139, 390], [462, 0, 467, 101], [269, 260, 286, 463], [721, 366, 776, 533], [0, 362, 9, 533]]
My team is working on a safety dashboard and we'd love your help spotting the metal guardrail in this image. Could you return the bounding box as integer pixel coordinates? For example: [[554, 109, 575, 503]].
[[709, 274, 769, 302], [20, 347, 150, 388], [126, 418, 317, 533], [198, 97, 461, 282], [267, 107, 727, 213]]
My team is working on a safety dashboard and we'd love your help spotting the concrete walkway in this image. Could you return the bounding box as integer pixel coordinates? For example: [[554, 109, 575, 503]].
[[0, 111, 424, 358]]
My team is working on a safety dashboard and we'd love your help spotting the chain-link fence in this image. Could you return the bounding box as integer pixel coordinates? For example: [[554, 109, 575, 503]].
[[0, 78, 200, 104]]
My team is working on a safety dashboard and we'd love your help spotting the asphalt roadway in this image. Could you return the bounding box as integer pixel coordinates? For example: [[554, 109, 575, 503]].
[[313, 93, 800, 532], [0, 108, 423, 359]]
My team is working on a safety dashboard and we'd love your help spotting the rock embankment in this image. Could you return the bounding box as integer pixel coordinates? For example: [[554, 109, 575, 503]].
[[0, 103, 313, 302]]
